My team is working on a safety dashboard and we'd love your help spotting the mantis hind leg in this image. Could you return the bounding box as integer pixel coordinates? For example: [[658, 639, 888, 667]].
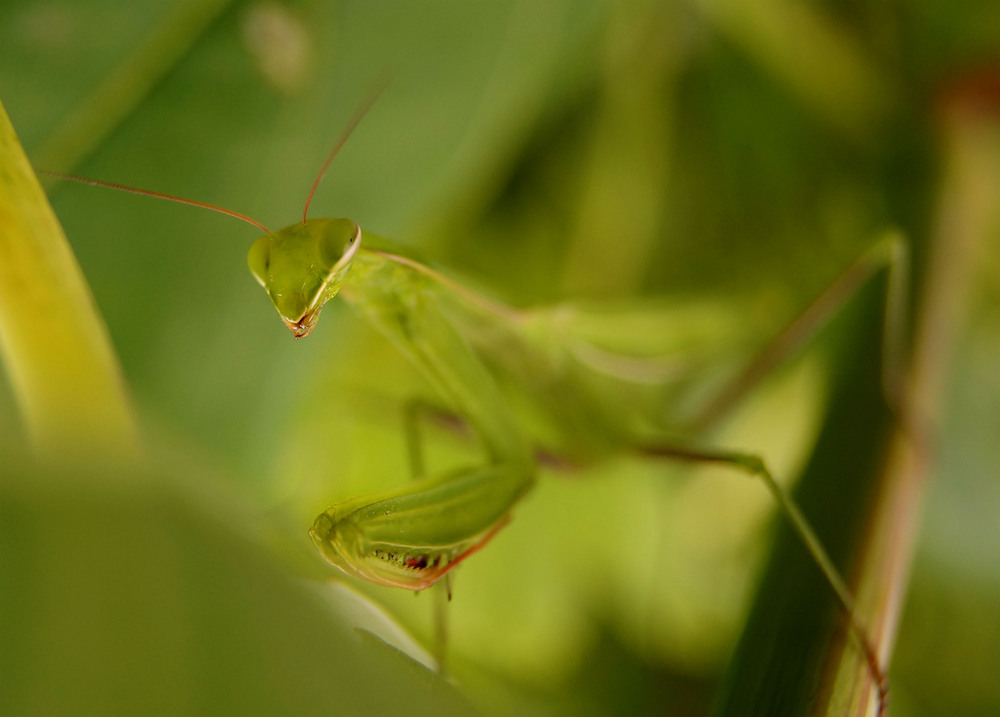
[[638, 442, 889, 715], [687, 234, 908, 435], [650, 236, 909, 717]]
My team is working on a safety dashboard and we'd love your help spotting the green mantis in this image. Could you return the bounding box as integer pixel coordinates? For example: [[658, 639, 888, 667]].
[[247, 215, 537, 591], [43, 100, 894, 715]]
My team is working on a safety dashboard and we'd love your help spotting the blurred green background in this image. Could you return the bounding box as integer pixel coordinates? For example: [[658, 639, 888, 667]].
[[1, 0, 999, 715]]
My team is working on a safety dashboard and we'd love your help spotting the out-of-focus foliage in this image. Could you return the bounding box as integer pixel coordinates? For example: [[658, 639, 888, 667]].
[[0, 453, 477, 717], [0, 0, 998, 715]]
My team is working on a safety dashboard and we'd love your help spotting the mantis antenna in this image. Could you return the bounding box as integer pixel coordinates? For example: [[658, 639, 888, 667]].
[[40, 78, 391, 234], [301, 77, 391, 224], [38, 170, 272, 235]]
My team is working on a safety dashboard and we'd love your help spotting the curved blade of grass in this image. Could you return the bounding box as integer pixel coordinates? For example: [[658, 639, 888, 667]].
[[0, 97, 139, 461], [822, 81, 1000, 717]]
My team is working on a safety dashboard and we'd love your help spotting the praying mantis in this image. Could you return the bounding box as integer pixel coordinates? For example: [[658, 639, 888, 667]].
[[43, 94, 899, 716]]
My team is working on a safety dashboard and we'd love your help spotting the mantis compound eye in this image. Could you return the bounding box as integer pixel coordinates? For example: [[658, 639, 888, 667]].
[[247, 235, 273, 287], [317, 218, 362, 272]]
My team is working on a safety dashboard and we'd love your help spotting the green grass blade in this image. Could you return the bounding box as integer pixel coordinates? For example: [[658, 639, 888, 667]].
[[0, 97, 139, 460]]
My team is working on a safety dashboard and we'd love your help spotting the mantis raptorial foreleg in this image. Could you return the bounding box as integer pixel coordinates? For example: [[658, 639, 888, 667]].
[[305, 246, 535, 591]]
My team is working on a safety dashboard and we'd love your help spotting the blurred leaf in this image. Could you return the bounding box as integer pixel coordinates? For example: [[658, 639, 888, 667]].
[[0, 452, 476, 717]]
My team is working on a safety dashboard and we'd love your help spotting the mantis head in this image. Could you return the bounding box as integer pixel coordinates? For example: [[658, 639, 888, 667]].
[[247, 218, 361, 338], [244, 83, 385, 337], [45, 86, 384, 340]]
